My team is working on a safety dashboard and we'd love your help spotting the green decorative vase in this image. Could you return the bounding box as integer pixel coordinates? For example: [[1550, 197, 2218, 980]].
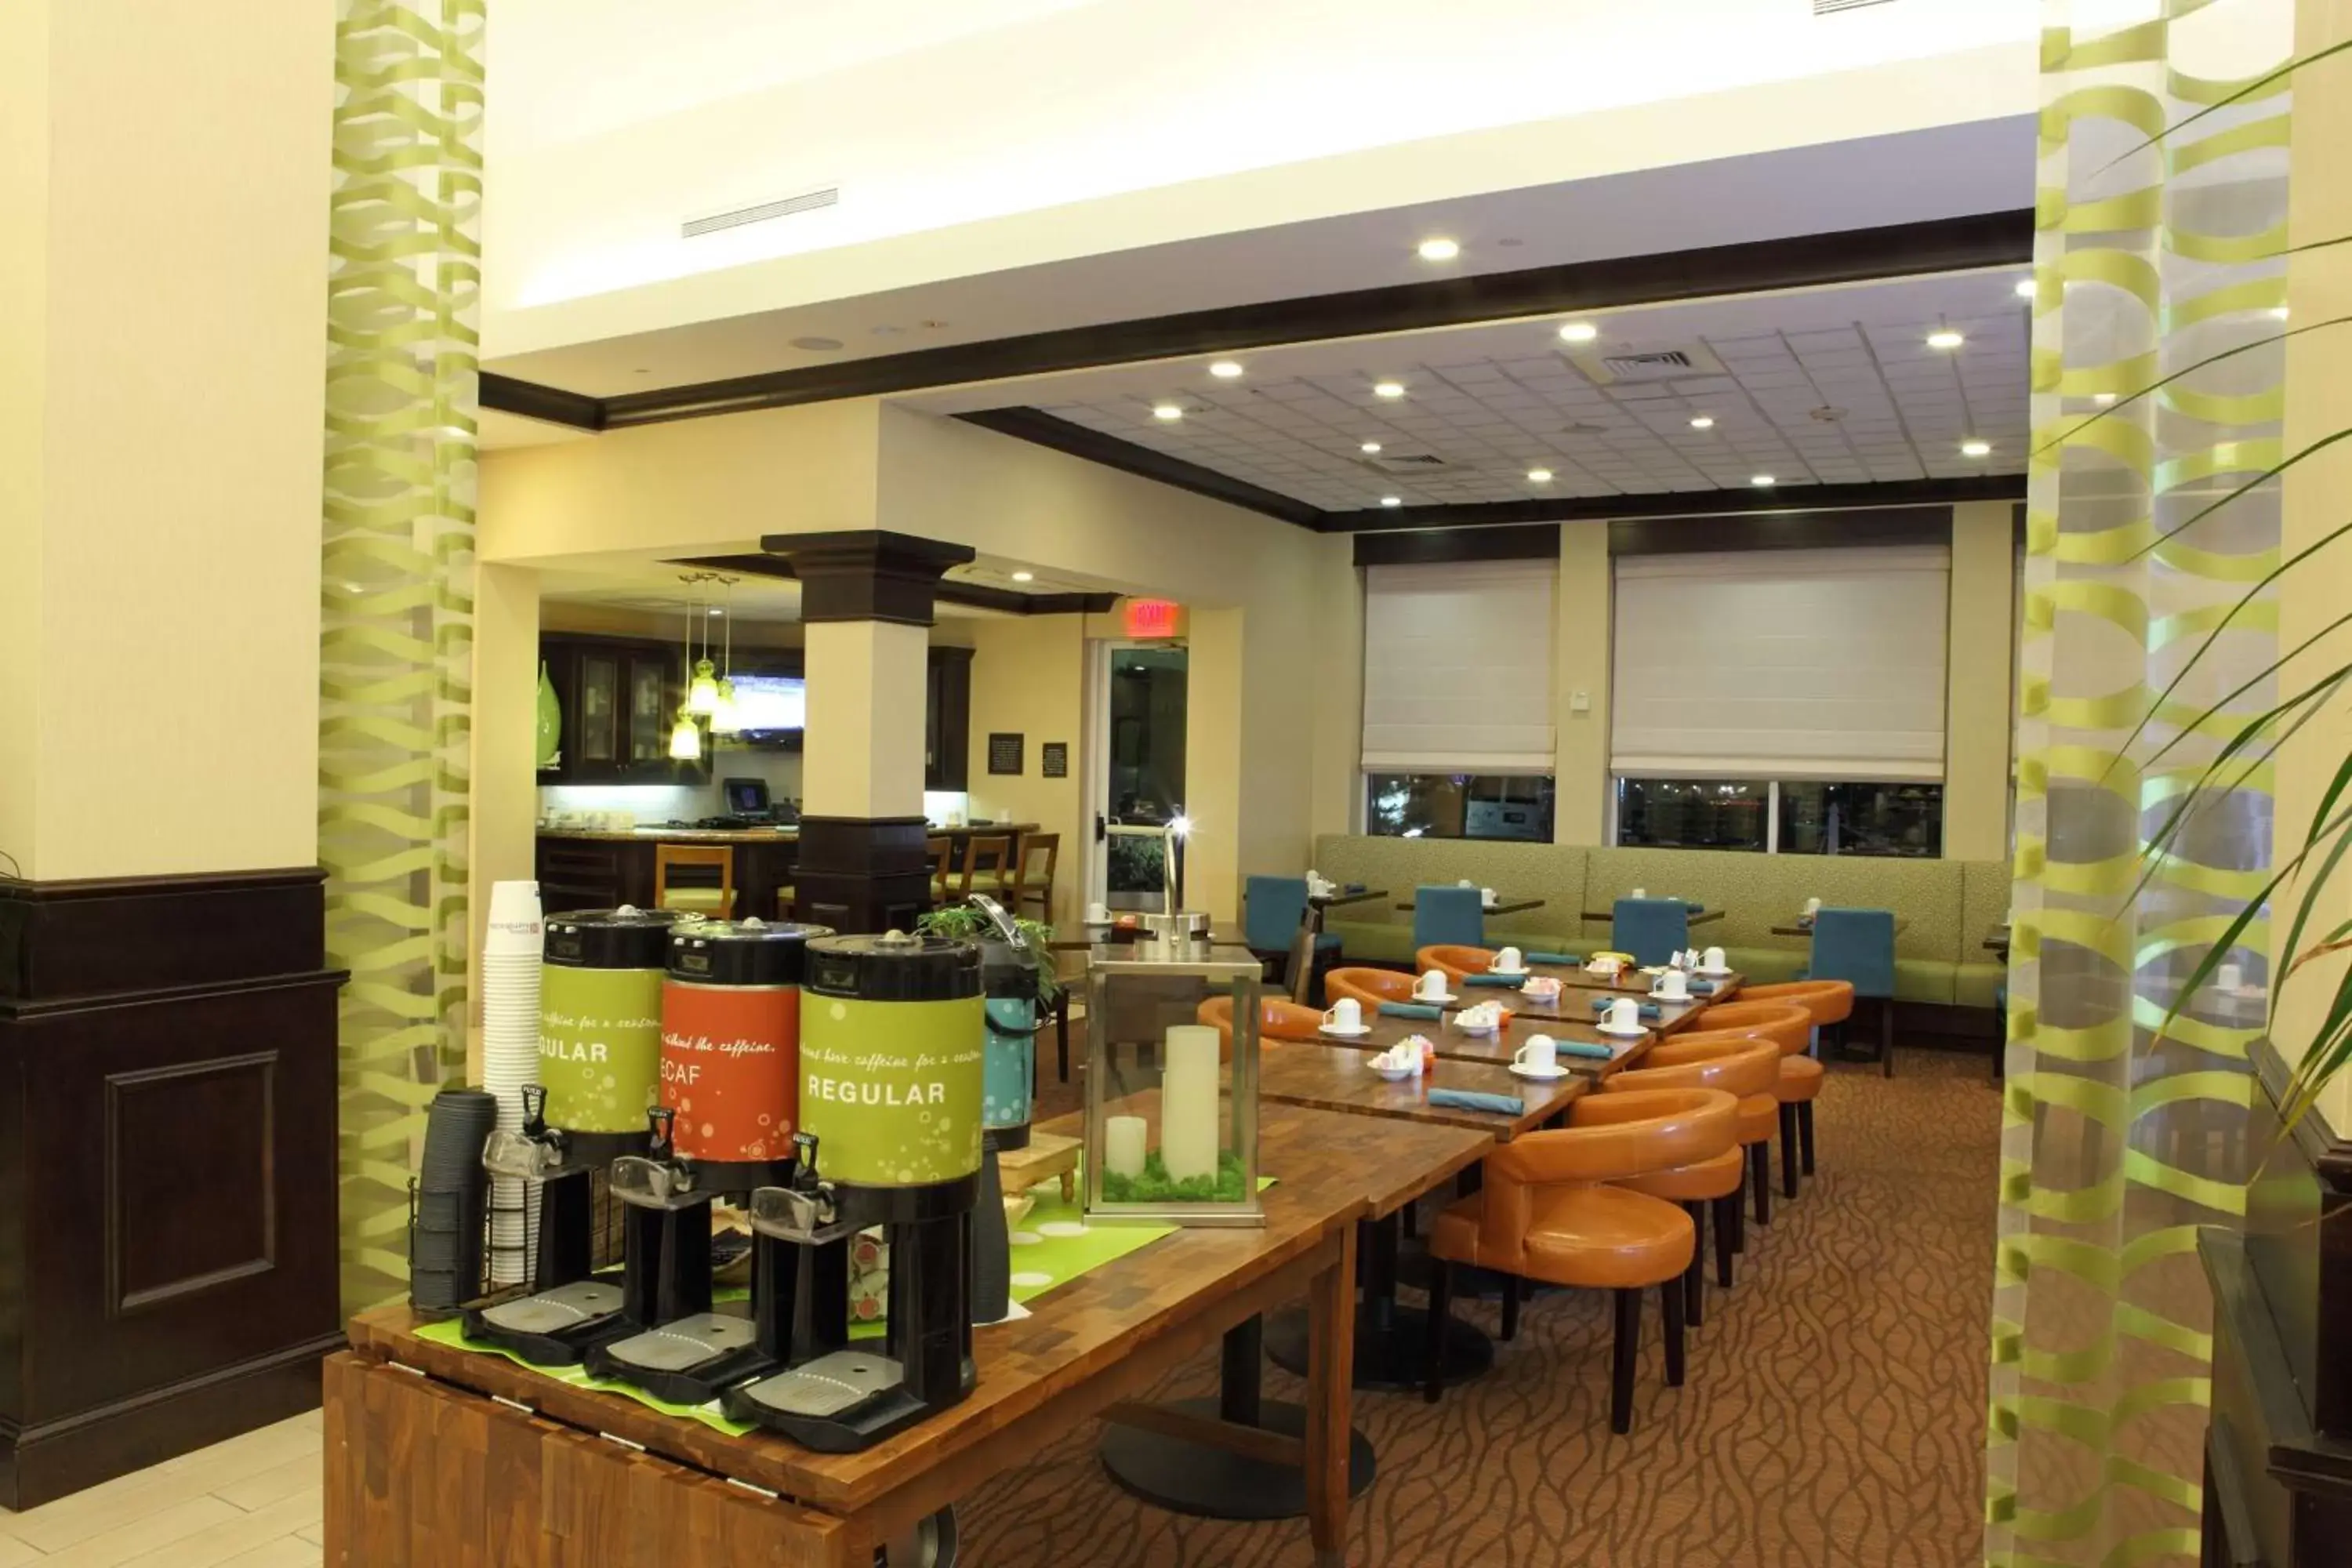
[[535, 660, 561, 768]]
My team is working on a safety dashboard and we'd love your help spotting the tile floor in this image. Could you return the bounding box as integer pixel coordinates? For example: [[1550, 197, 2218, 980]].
[[0, 1412, 323, 1567]]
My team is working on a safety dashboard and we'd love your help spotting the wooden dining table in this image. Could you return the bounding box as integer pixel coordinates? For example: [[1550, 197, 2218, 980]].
[[1307, 1004, 1644, 1067], [1579, 906, 1726, 927], [1395, 895, 1546, 917], [1444, 960, 1739, 1034]]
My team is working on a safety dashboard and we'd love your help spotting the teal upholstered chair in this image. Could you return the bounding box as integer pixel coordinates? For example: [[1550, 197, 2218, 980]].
[[1808, 908, 1899, 1076], [1612, 898, 1691, 968], [1245, 874, 1338, 996], [1413, 885, 1486, 951]]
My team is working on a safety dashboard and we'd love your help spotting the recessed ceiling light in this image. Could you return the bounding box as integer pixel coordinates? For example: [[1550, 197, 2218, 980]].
[[2093, 392, 2118, 405], [1011, 571, 1035, 583], [1373, 381, 1406, 399], [2014, 278, 2038, 299], [633, 367, 652, 376], [1751, 474, 1777, 487], [1360, 441, 1383, 454], [1961, 439, 1992, 457], [1209, 360, 1244, 379], [709, 608, 725, 616], [1527, 468, 1554, 484], [1152, 404, 1184, 421], [1380, 496, 1403, 508], [789, 335, 844, 351], [2270, 305, 2291, 321], [1927, 328, 1965, 350], [1417, 238, 1461, 262], [918, 319, 949, 329], [1557, 321, 1599, 343], [1688, 415, 1715, 430]]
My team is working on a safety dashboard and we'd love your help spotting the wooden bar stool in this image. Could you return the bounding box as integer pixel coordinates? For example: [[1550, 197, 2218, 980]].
[[654, 844, 734, 919], [952, 833, 1014, 901], [1007, 832, 1058, 923], [926, 834, 954, 906]]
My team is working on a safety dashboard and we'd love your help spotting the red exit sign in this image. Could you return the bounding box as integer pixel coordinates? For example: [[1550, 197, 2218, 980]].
[[1123, 598, 1183, 639]]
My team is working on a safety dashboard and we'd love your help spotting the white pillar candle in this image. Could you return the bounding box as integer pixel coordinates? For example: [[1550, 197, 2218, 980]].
[[1104, 1115, 1149, 1180], [1160, 1023, 1221, 1183]]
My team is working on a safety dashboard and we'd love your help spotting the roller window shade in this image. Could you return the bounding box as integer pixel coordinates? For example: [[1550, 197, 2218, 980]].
[[1361, 560, 1557, 772], [1610, 546, 1949, 780]]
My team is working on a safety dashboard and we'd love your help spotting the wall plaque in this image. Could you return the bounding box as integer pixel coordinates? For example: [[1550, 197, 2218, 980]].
[[987, 732, 1024, 775]]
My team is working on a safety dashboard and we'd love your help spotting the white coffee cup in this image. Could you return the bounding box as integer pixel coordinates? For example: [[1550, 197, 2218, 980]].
[[1632, 887, 1647, 899], [1323, 997, 1364, 1031], [1703, 946, 1728, 972], [1086, 901, 1111, 924], [1804, 896, 1823, 916], [1415, 968, 1450, 1000], [1513, 1035, 1558, 1073], [1458, 878, 1475, 888], [1481, 886, 1497, 906], [2216, 963, 2245, 991], [1494, 946, 1526, 974], [1656, 969, 1690, 1001], [1604, 997, 1642, 1032]]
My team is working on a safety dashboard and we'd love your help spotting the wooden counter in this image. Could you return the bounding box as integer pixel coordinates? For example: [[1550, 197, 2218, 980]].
[[325, 1102, 1417, 1566], [532, 824, 1037, 919]]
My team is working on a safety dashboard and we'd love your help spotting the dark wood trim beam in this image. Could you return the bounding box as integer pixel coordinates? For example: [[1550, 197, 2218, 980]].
[[1609, 504, 1963, 557], [493, 211, 2028, 430], [671, 556, 1116, 617], [480, 372, 603, 431], [1323, 474, 2027, 533], [1353, 525, 1562, 568], [956, 409, 1324, 528]]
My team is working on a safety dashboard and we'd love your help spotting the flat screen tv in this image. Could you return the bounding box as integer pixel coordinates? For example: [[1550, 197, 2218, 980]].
[[728, 673, 805, 743]]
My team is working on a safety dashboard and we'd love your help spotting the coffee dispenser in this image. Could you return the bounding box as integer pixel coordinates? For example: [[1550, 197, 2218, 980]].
[[586, 919, 828, 1405], [462, 907, 688, 1364], [725, 931, 984, 1451]]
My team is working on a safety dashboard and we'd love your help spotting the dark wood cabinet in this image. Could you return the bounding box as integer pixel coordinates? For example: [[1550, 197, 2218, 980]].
[[538, 634, 709, 786], [926, 646, 975, 792]]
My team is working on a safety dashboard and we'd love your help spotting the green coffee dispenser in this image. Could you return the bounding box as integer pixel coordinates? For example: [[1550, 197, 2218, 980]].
[[725, 931, 985, 1451]]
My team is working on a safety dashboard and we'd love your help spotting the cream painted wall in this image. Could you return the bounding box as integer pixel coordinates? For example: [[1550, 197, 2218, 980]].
[[1945, 501, 2019, 862], [962, 615, 1087, 931], [1308, 536, 1364, 841], [1555, 522, 1613, 845], [1, 0, 332, 880], [2274, 0, 2352, 1132]]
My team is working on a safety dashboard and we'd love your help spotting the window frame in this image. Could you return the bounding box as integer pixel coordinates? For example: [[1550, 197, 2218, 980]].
[[1609, 775, 1947, 858]]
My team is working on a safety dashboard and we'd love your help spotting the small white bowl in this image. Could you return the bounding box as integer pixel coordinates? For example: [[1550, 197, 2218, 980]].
[[1370, 1060, 1419, 1081]]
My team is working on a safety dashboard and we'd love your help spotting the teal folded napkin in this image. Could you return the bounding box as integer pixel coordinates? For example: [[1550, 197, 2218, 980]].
[[1592, 997, 1662, 1020], [1380, 1002, 1443, 1020], [1427, 1089, 1526, 1115], [1524, 951, 1578, 964], [1687, 978, 1720, 996], [1555, 1039, 1615, 1060], [1465, 972, 1525, 988]]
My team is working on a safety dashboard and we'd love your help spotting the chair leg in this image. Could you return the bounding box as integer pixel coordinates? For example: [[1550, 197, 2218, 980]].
[[1713, 1194, 1738, 1288], [1683, 1202, 1707, 1327], [1749, 1141, 1773, 1227], [1798, 1102, 1817, 1176], [1610, 1287, 1641, 1435], [1882, 996, 1896, 1078], [1661, 1278, 1687, 1388], [1779, 1103, 1801, 1200], [1401, 1200, 1418, 1241], [1423, 1260, 1454, 1404], [1499, 1272, 1522, 1343], [1055, 990, 1071, 1083]]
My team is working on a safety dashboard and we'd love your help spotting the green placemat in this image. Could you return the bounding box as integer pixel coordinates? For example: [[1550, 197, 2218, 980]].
[[415, 1313, 759, 1436]]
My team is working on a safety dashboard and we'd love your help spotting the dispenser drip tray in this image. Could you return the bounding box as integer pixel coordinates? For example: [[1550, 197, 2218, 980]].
[[465, 1279, 630, 1365], [587, 1311, 774, 1406], [741, 1350, 905, 1418]]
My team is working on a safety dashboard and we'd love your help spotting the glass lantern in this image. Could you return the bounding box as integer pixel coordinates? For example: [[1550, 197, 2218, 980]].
[[1082, 914, 1264, 1227]]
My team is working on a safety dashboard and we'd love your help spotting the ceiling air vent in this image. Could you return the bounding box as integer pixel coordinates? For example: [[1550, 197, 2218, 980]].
[[1363, 452, 1449, 474], [1815, 0, 1897, 13], [1600, 350, 1696, 378], [683, 183, 841, 239], [1565, 343, 1729, 386]]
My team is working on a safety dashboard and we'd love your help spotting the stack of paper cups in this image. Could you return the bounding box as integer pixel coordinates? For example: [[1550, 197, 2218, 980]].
[[481, 880, 545, 1285]]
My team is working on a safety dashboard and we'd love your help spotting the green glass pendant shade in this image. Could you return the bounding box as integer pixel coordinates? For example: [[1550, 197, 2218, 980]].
[[535, 660, 561, 767]]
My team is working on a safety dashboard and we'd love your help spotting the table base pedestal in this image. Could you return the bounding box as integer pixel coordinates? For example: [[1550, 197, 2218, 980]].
[[1098, 1397, 1375, 1520], [1264, 1303, 1494, 1393]]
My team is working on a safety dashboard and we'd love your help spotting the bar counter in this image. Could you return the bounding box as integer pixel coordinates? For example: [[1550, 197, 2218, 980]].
[[534, 823, 1037, 919]]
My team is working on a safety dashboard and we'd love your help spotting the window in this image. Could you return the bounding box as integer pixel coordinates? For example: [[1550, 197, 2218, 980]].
[[1613, 778, 1946, 856], [1367, 774, 1555, 841], [1778, 781, 1944, 858], [1614, 779, 1769, 852]]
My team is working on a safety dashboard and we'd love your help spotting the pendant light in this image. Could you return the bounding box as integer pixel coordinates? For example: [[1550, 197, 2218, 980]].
[[709, 579, 740, 735], [669, 583, 704, 760]]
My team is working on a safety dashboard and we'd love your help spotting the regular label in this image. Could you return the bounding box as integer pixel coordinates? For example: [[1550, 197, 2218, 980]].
[[539, 966, 664, 1134], [799, 995, 984, 1186]]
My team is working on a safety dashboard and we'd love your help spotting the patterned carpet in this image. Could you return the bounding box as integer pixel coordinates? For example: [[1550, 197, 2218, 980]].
[[965, 1045, 2002, 1566]]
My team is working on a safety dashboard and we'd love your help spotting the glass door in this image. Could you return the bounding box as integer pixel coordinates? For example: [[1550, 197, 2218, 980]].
[[1083, 641, 1189, 913]]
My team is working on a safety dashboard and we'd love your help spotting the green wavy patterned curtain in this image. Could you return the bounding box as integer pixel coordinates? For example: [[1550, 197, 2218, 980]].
[[1986, 2, 2290, 1563], [321, 0, 484, 1310]]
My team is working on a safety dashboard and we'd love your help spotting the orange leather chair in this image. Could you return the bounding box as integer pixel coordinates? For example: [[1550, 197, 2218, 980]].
[[1425, 1087, 1738, 1434], [1323, 967, 1419, 1011], [1659, 1002, 1812, 1225], [1741, 982, 1850, 1189], [1195, 995, 1324, 1057], [1417, 945, 1497, 985], [1599, 1040, 1780, 1324]]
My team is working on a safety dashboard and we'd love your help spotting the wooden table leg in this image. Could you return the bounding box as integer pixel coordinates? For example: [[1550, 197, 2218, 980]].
[[1305, 1224, 1358, 1567]]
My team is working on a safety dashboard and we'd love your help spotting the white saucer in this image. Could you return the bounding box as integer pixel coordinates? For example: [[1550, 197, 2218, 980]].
[[1695, 965, 1734, 978], [1595, 1024, 1649, 1040], [1411, 993, 1457, 1007], [1319, 1024, 1370, 1038], [1508, 1062, 1570, 1081], [1650, 989, 1695, 1004], [1488, 967, 1529, 980]]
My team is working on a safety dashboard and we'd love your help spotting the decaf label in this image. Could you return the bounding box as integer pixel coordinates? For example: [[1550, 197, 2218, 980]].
[[658, 983, 800, 1165], [798, 996, 984, 1187], [538, 967, 663, 1134]]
